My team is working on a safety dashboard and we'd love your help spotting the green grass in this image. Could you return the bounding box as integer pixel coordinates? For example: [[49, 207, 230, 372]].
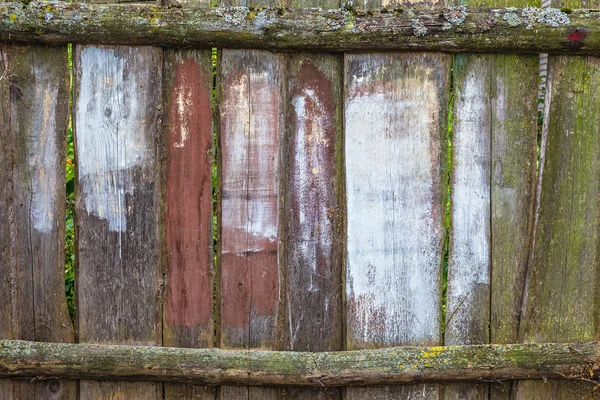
[[65, 43, 75, 322]]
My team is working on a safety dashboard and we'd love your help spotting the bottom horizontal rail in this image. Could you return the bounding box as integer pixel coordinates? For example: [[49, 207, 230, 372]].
[[0, 340, 599, 386]]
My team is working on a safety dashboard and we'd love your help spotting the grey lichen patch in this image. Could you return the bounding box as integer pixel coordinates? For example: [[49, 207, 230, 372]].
[[541, 8, 570, 27], [444, 6, 467, 26], [411, 18, 427, 37], [215, 6, 249, 26], [521, 7, 570, 29], [253, 9, 278, 29], [325, 9, 350, 31], [441, 22, 452, 30], [503, 10, 521, 27]]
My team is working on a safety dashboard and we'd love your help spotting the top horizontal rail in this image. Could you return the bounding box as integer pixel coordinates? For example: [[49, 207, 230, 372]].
[[1, 2, 599, 53]]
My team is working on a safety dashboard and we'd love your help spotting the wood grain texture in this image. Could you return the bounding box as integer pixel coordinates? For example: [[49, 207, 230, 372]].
[[345, 52, 450, 400], [162, 48, 216, 400], [445, 53, 491, 400], [0, 44, 74, 400], [218, 49, 283, 400], [488, 54, 539, 400], [74, 44, 163, 400], [445, 0, 540, 394], [446, 51, 539, 400], [4, 339, 600, 386], [515, 57, 600, 400], [282, 54, 343, 400]]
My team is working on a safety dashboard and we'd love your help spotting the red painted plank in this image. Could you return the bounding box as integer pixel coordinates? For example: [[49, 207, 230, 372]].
[[163, 48, 216, 400], [219, 49, 283, 400]]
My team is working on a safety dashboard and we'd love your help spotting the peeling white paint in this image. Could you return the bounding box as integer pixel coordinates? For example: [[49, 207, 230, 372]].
[[173, 83, 194, 148], [30, 81, 58, 233], [76, 46, 152, 233], [290, 86, 333, 289], [446, 57, 491, 346], [345, 58, 444, 347], [221, 61, 279, 254]]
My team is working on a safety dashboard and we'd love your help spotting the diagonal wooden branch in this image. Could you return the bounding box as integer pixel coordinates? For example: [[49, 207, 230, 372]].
[[0, 2, 599, 53], [0, 340, 599, 386]]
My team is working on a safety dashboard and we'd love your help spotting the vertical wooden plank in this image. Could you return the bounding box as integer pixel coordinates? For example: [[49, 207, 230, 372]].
[[282, 0, 342, 396], [162, 48, 216, 400], [515, 54, 600, 400], [345, 53, 450, 400], [282, 53, 343, 400], [0, 46, 12, 400], [488, 55, 538, 400], [218, 49, 283, 400], [445, 0, 539, 396], [74, 44, 162, 400], [0, 44, 74, 400], [446, 54, 538, 400]]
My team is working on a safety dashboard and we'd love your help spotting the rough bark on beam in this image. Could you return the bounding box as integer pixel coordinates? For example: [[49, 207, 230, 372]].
[[0, 340, 599, 386], [0, 2, 597, 53]]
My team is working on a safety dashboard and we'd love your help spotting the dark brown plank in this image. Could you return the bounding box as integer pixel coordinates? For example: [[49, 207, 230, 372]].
[[162, 48, 217, 400], [282, 54, 343, 400], [74, 44, 163, 400], [218, 48, 284, 400], [0, 44, 74, 400]]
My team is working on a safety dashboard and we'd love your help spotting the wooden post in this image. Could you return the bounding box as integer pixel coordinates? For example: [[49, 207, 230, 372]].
[[218, 9, 284, 398], [344, 51, 450, 399], [445, 0, 539, 399], [74, 30, 163, 400], [515, 0, 600, 398], [0, 42, 74, 399]]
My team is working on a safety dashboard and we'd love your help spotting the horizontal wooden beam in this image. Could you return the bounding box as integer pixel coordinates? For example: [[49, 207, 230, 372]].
[[0, 2, 598, 53], [1, 340, 599, 386]]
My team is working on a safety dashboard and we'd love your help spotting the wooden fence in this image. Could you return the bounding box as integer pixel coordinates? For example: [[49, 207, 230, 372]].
[[1, 0, 600, 397]]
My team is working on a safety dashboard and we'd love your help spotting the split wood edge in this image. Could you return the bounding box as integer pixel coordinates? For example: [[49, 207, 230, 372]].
[[1, 2, 599, 53], [1, 340, 599, 386]]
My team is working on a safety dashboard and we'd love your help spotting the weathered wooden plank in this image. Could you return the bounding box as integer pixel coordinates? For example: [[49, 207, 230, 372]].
[[488, 55, 539, 400], [345, 52, 450, 400], [0, 43, 74, 400], [0, 44, 12, 400], [445, 0, 540, 391], [5, 340, 600, 386], [515, 54, 600, 400], [218, 48, 283, 400], [0, 3, 588, 54], [74, 44, 163, 400], [282, 0, 341, 399], [162, 47, 216, 400], [282, 53, 343, 399], [445, 54, 539, 400]]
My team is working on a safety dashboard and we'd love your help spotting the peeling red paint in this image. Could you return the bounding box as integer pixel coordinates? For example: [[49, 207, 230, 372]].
[[220, 52, 282, 346], [165, 58, 213, 328]]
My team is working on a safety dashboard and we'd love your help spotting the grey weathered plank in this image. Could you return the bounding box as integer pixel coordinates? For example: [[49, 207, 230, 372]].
[[74, 44, 163, 400], [445, 0, 540, 393], [344, 52, 450, 400], [162, 48, 217, 400], [218, 48, 284, 400], [282, 53, 343, 400], [515, 48, 600, 400], [0, 44, 74, 400]]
